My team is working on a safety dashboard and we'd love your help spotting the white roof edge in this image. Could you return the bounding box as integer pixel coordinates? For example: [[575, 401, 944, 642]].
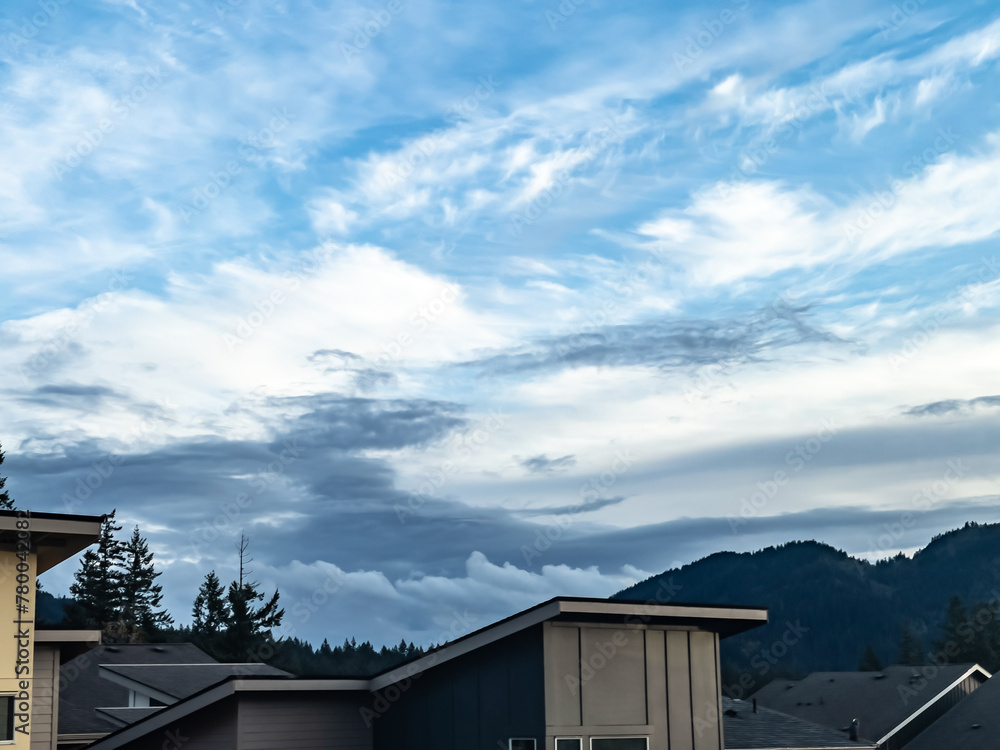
[[560, 599, 768, 621], [876, 664, 991, 745], [35, 629, 102, 643], [232, 678, 370, 691], [84, 681, 237, 750]]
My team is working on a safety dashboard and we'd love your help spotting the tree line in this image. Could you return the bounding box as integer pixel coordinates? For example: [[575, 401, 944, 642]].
[[61, 510, 422, 675]]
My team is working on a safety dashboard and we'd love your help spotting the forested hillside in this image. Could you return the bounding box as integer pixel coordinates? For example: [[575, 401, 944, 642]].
[[614, 522, 1000, 696]]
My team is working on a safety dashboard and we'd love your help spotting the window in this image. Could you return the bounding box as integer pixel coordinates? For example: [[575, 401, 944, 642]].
[[0, 696, 13, 742], [556, 738, 582, 750], [509, 739, 536, 750], [591, 738, 648, 750]]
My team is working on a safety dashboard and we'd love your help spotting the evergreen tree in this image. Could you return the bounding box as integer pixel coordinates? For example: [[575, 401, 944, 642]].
[[858, 644, 883, 671], [898, 620, 925, 666], [0, 441, 15, 510], [68, 511, 125, 634], [221, 534, 284, 660], [192, 571, 230, 654], [116, 526, 172, 641]]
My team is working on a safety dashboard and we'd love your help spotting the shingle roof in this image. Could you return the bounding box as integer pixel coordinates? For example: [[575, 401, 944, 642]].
[[723, 697, 878, 749], [59, 643, 218, 735], [94, 707, 165, 727], [906, 673, 1000, 750], [99, 663, 291, 700], [750, 664, 989, 743]]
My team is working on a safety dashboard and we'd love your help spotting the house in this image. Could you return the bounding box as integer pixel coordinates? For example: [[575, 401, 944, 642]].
[[904, 673, 1000, 750], [721, 697, 878, 749], [57, 643, 289, 748], [83, 597, 769, 750], [751, 664, 991, 749], [0, 509, 104, 749]]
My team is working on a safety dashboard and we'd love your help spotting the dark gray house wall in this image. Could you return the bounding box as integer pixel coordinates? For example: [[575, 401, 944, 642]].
[[237, 691, 372, 750], [544, 623, 723, 750], [371, 625, 546, 750], [116, 696, 238, 750]]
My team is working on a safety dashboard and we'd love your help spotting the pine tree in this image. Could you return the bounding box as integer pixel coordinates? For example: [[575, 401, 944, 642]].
[[221, 534, 285, 661], [0, 441, 15, 510], [192, 571, 230, 654], [69, 511, 125, 634], [116, 526, 172, 641]]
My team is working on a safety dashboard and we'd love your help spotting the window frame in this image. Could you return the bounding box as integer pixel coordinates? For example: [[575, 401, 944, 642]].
[[589, 736, 649, 750], [0, 694, 15, 744], [509, 738, 537, 750], [555, 737, 583, 750]]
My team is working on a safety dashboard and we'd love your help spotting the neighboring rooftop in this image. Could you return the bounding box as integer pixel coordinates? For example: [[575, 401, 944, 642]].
[[722, 697, 878, 749], [906, 673, 1000, 750], [99, 662, 292, 703], [751, 664, 990, 744], [0, 509, 102, 572], [60, 643, 219, 736]]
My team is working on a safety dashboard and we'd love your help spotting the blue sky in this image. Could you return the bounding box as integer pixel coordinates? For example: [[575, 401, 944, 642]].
[[2, 0, 1000, 648]]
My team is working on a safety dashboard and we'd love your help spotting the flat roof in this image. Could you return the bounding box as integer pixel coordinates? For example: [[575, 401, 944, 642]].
[[0, 510, 103, 573]]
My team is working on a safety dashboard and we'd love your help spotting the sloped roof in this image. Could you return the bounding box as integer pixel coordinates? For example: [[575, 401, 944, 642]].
[[748, 678, 801, 706], [94, 707, 164, 728], [60, 643, 218, 735], [906, 673, 1000, 750], [723, 697, 878, 749], [750, 664, 990, 743], [99, 663, 291, 702]]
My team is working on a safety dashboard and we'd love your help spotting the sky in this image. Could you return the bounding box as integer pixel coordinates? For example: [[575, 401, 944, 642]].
[[1, 0, 999, 649]]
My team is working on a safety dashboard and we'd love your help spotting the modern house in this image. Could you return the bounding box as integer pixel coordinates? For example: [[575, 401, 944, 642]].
[[751, 664, 991, 749], [0, 510, 104, 750], [83, 597, 770, 750]]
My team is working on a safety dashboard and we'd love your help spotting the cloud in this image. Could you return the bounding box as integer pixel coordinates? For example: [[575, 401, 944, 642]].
[[520, 454, 577, 474], [904, 395, 1000, 418]]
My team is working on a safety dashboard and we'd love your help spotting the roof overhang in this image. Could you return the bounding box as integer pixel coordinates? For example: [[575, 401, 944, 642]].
[[370, 596, 767, 690], [0, 511, 103, 573], [35, 629, 102, 662]]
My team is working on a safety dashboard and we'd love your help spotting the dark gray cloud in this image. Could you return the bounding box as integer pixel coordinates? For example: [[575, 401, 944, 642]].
[[19, 384, 122, 408], [521, 454, 577, 473], [904, 395, 1000, 417], [459, 302, 847, 376]]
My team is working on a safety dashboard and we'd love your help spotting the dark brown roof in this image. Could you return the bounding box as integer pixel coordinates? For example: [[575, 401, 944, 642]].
[[906, 673, 1000, 750], [751, 664, 989, 743], [60, 643, 218, 735], [723, 697, 878, 749]]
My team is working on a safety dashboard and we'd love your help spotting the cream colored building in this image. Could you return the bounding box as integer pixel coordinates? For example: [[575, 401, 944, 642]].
[[0, 511, 102, 750]]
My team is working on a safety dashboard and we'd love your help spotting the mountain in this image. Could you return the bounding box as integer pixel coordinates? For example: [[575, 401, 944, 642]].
[[613, 521, 1000, 697]]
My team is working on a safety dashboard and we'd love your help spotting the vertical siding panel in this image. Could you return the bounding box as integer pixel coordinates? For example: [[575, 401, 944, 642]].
[[665, 631, 693, 750], [688, 631, 719, 750], [30, 645, 57, 750], [580, 627, 645, 726], [237, 693, 371, 750], [544, 625, 581, 727], [645, 630, 669, 750]]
